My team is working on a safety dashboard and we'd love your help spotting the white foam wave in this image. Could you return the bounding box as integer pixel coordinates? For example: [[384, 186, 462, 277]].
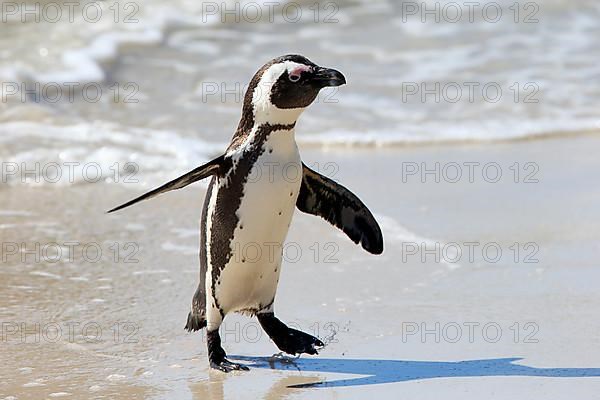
[[2, 0, 293, 86], [298, 118, 600, 147], [0, 121, 223, 187], [34, 30, 164, 84]]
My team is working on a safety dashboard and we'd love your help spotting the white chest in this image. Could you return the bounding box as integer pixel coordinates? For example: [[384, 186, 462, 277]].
[[213, 129, 302, 312], [237, 130, 302, 239]]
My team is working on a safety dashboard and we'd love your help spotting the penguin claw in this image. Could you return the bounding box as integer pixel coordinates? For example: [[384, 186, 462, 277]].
[[210, 359, 250, 372]]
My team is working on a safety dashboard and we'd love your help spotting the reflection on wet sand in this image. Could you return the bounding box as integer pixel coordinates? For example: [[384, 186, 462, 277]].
[[189, 360, 323, 400]]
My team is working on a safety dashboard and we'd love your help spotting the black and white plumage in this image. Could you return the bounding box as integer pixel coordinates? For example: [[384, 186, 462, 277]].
[[108, 55, 383, 372]]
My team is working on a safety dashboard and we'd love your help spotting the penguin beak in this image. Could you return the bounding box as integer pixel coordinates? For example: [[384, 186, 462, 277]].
[[314, 67, 346, 87]]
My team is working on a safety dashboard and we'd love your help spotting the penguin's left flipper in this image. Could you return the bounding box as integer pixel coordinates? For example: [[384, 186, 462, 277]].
[[296, 163, 384, 255], [107, 155, 225, 213]]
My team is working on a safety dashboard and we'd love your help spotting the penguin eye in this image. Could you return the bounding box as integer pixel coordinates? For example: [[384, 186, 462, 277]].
[[288, 73, 301, 83]]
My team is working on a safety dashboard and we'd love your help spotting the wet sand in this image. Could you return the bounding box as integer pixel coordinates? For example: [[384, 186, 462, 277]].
[[2, 134, 600, 399]]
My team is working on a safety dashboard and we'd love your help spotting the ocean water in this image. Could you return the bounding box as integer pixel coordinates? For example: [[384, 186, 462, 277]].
[[1, 0, 599, 185]]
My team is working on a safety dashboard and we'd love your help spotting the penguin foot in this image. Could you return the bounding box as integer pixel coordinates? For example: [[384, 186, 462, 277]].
[[257, 313, 324, 356], [210, 358, 250, 373], [207, 329, 250, 372], [277, 328, 324, 355]]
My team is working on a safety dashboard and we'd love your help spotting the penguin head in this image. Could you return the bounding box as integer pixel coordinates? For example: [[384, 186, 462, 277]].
[[244, 54, 346, 125]]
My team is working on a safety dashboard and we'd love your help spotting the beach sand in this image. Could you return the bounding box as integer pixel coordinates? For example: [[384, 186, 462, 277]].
[[2, 133, 600, 399]]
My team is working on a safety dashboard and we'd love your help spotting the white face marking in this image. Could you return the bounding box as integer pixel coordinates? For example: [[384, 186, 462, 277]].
[[251, 61, 312, 126], [225, 61, 311, 158]]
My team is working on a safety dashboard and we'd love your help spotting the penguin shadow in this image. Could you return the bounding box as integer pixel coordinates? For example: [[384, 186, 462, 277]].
[[231, 355, 600, 388]]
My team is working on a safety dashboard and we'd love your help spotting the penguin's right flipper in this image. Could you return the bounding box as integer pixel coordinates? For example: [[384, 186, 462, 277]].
[[107, 155, 225, 213]]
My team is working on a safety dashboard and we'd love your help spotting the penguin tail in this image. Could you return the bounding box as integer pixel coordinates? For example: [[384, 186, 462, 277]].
[[184, 311, 207, 332]]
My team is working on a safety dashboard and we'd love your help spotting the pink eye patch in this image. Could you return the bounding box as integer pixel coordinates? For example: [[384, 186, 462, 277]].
[[288, 65, 312, 81]]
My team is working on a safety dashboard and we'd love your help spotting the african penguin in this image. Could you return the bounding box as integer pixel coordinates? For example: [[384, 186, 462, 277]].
[[108, 54, 384, 372]]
